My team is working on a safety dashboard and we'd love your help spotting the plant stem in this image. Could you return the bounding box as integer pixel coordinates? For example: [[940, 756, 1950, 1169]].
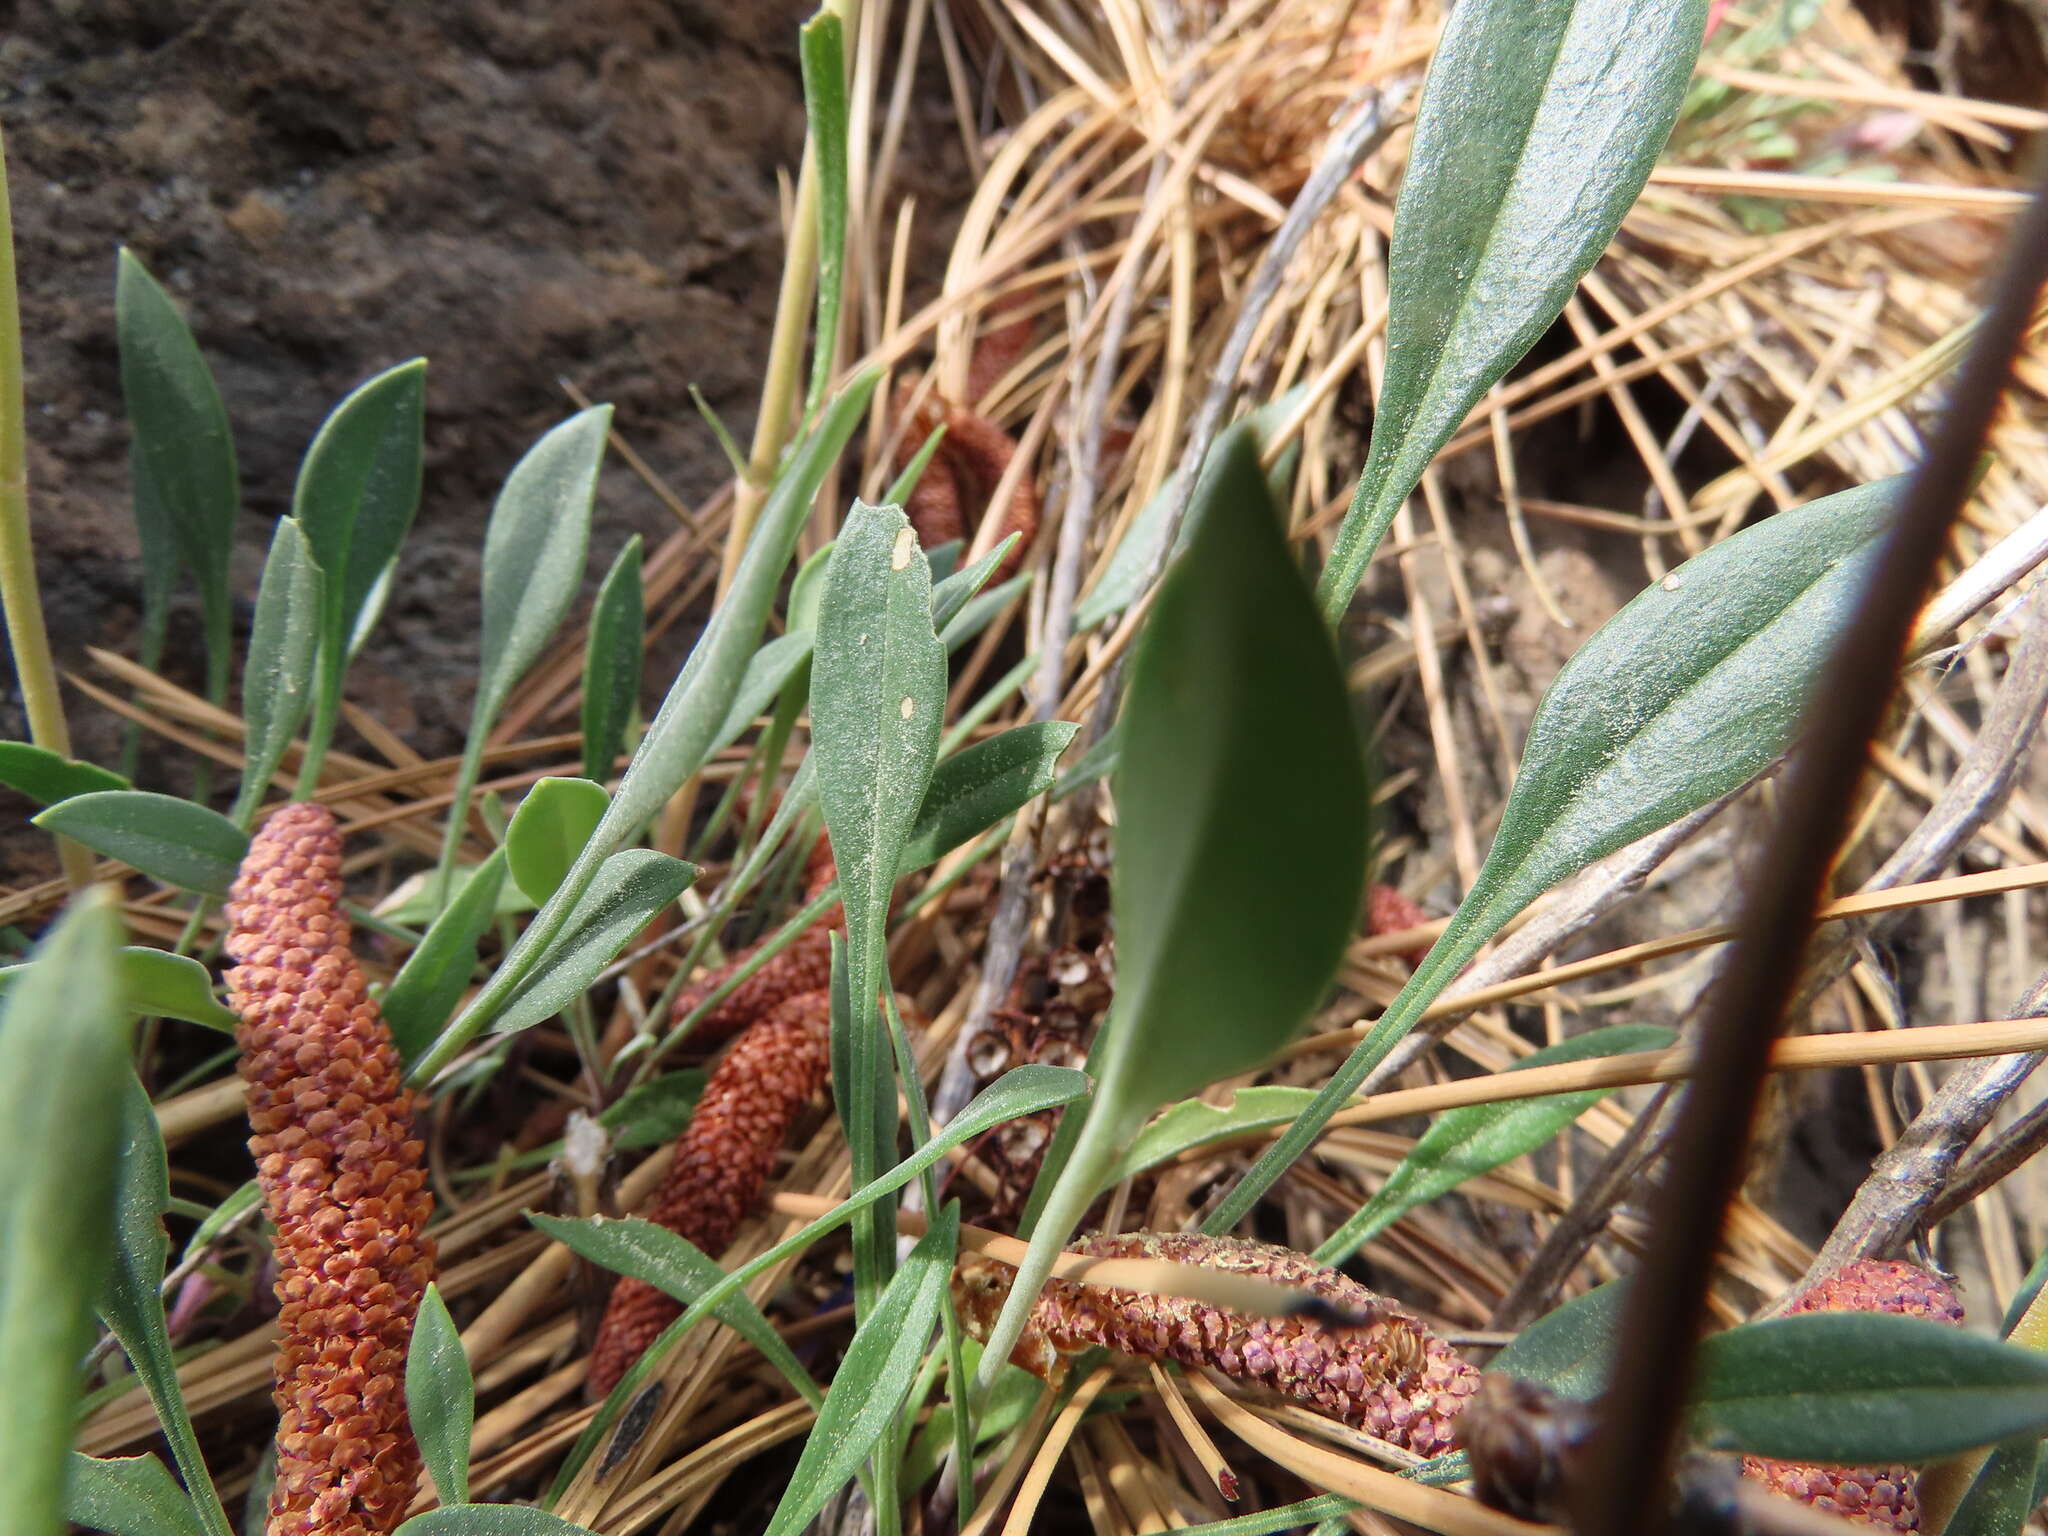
[[0, 124, 92, 891]]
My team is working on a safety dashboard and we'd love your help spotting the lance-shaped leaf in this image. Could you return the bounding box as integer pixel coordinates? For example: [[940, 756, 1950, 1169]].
[[896, 721, 1077, 874], [582, 535, 644, 781], [416, 371, 878, 1084], [489, 848, 696, 1038], [434, 406, 611, 897], [1945, 1438, 2041, 1536], [707, 630, 817, 760], [64, 1453, 209, 1536], [94, 1075, 233, 1536], [34, 791, 248, 897], [763, 1206, 960, 1536], [232, 516, 322, 827], [540, 1064, 1089, 1494], [1316, 1024, 1676, 1262], [293, 359, 426, 778], [0, 742, 128, 805], [1209, 475, 1904, 1233], [505, 776, 610, 906], [383, 849, 508, 1064], [1692, 1313, 2048, 1464], [799, 9, 849, 422], [116, 250, 239, 702], [0, 890, 133, 1536], [1490, 1278, 1629, 1401], [406, 1285, 473, 1507], [975, 421, 1369, 1390], [0, 947, 245, 1033], [1316, 0, 1708, 622], [813, 502, 947, 1304], [396, 1513, 596, 1535]]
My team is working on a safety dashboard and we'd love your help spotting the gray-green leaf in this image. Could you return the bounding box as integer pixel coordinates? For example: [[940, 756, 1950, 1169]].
[[395, 1512, 595, 1536], [582, 536, 644, 782], [1211, 475, 1903, 1233], [33, 791, 249, 897], [763, 1204, 960, 1536], [1316, 0, 1708, 620], [384, 849, 508, 1065], [0, 741, 130, 805], [0, 889, 134, 1536], [896, 722, 1077, 875], [232, 517, 322, 827], [0, 948, 236, 1034], [65, 1453, 210, 1536], [487, 849, 696, 1038], [406, 1285, 473, 1506], [1316, 1024, 1676, 1263]]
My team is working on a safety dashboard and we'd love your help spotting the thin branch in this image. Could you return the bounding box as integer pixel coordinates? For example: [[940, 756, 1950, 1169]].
[[1572, 168, 2048, 1536]]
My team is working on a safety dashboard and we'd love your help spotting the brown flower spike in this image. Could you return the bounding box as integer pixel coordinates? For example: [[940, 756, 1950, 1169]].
[[1739, 1259, 1965, 1531], [587, 989, 833, 1397], [225, 803, 437, 1536], [954, 1232, 1481, 1457]]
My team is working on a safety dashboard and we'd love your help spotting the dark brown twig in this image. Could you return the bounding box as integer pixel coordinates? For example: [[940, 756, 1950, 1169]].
[[1571, 169, 2048, 1536]]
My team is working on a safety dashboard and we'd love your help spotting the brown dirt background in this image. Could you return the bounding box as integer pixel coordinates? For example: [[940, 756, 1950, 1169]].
[[1, 0, 843, 847]]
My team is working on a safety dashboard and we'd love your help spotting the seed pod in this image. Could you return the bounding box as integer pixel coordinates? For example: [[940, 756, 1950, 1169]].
[[226, 803, 437, 1536], [953, 1232, 1480, 1457], [588, 989, 833, 1397], [1739, 1258, 1965, 1532]]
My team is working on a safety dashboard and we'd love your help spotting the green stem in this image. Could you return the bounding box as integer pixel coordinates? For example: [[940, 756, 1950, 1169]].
[[293, 655, 341, 799], [430, 730, 490, 911], [0, 125, 92, 890], [970, 1097, 1128, 1399]]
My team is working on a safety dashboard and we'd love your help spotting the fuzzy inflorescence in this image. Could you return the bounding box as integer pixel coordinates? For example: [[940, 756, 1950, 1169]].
[[587, 988, 833, 1397], [225, 802, 437, 1536], [954, 1231, 1480, 1457], [1739, 1259, 1965, 1531]]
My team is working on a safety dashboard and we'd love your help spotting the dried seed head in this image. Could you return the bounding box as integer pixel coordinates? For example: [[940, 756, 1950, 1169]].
[[669, 925, 833, 1047], [588, 989, 833, 1398], [953, 1232, 1480, 1457], [226, 802, 436, 1536], [1366, 883, 1432, 969], [1739, 1259, 1965, 1531]]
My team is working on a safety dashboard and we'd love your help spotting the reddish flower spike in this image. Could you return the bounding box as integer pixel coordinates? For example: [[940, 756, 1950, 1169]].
[[225, 803, 437, 1536], [954, 1231, 1481, 1457], [588, 989, 833, 1397], [1740, 1259, 1965, 1531]]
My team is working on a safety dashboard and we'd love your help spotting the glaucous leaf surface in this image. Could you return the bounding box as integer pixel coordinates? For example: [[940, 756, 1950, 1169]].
[[581, 535, 645, 782], [383, 848, 509, 1064], [64, 1453, 209, 1536], [232, 516, 322, 827], [34, 791, 249, 897], [406, 1285, 473, 1507], [0, 741, 129, 805]]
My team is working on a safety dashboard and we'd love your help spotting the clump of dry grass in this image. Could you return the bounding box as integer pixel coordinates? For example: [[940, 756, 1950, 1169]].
[[39, 1, 2048, 1530]]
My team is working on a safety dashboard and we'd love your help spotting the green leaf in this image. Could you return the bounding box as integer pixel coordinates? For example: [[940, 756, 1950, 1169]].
[[116, 250, 239, 698], [1315, 0, 1709, 621], [1076, 390, 1304, 631], [602, 1071, 706, 1151], [477, 408, 611, 728], [708, 630, 816, 759], [1211, 475, 1904, 1233], [582, 536, 644, 781], [383, 849, 509, 1064], [406, 1285, 473, 1506], [1107, 1086, 1320, 1185], [0, 889, 133, 1536], [180, 1178, 260, 1265], [1099, 421, 1367, 1124], [813, 501, 948, 1304], [1692, 1313, 2048, 1464], [1945, 1438, 2041, 1536], [1489, 1278, 1628, 1400], [929, 537, 1019, 633], [938, 572, 1029, 652], [895, 721, 1077, 874], [94, 1075, 233, 1536], [395, 1512, 595, 1536], [418, 372, 879, 1083], [540, 1064, 1089, 1495], [0, 742, 129, 806], [34, 792, 249, 897], [536, 1218, 820, 1406], [763, 1205, 959, 1536], [65, 1452, 209, 1536], [1316, 1024, 1676, 1262], [505, 778, 610, 906], [434, 407, 611, 900], [294, 359, 428, 666], [799, 10, 849, 422], [232, 518, 323, 827], [0, 948, 235, 1034], [487, 849, 697, 1038], [980, 420, 1369, 1390]]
